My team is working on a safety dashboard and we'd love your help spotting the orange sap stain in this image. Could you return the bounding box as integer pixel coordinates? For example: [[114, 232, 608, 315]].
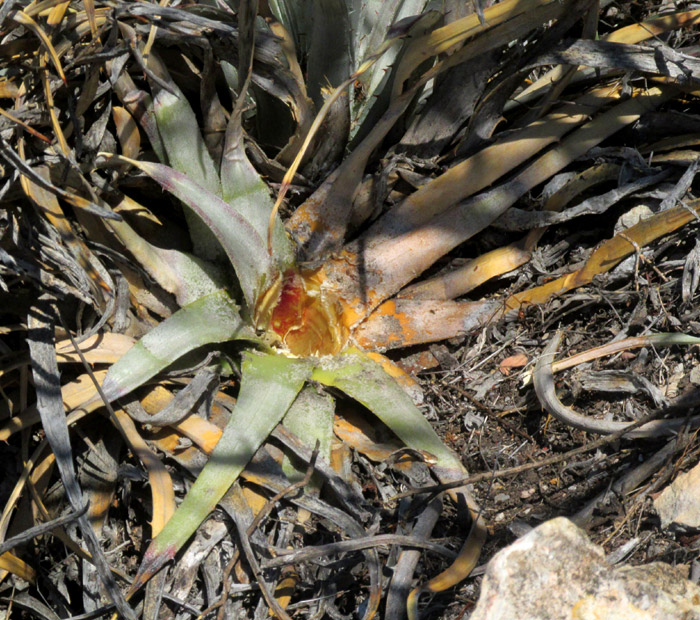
[[258, 268, 348, 357]]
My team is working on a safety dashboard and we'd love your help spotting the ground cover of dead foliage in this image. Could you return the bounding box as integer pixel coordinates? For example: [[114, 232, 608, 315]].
[[2, 1, 700, 619]]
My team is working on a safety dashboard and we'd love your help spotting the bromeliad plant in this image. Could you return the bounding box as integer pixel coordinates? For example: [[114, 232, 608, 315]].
[[98, 5, 501, 611], [5, 0, 700, 617], [101, 0, 700, 611]]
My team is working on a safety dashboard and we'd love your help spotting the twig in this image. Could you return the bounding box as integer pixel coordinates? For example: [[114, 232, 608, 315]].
[[534, 331, 700, 436], [0, 503, 88, 556], [389, 394, 692, 502], [261, 532, 455, 569], [571, 431, 692, 527], [188, 552, 256, 620], [246, 441, 320, 537], [271, 426, 369, 521], [226, 484, 294, 620]]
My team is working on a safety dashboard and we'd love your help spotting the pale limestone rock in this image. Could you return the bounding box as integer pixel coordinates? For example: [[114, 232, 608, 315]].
[[654, 461, 700, 529], [470, 517, 700, 620]]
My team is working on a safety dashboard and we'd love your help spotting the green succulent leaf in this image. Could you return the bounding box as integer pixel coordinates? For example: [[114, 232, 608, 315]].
[[107, 216, 226, 306], [281, 385, 335, 484], [101, 289, 255, 403], [312, 348, 461, 471], [147, 52, 224, 260], [149, 67, 222, 197], [221, 130, 295, 271], [117, 157, 276, 308], [129, 351, 313, 592]]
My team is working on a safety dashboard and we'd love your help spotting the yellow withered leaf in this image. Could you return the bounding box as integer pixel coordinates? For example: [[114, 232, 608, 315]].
[[0, 551, 36, 584]]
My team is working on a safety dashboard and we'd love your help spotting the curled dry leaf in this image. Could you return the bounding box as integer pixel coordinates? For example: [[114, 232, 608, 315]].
[[499, 353, 529, 376]]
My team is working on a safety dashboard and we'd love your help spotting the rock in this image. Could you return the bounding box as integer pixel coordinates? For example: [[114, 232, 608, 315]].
[[690, 365, 700, 386], [470, 517, 700, 620], [654, 461, 700, 529], [614, 204, 654, 234]]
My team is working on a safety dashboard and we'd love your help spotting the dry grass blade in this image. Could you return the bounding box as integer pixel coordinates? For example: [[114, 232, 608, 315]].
[[359, 194, 700, 350], [506, 198, 700, 311], [0, 552, 35, 584], [38, 57, 70, 156], [376, 85, 620, 236], [113, 410, 175, 536], [126, 367, 218, 427], [0, 503, 87, 558], [407, 514, 487, 620], [9, 9, 66, 83], [386, 496, 442, 619], [335, 86, 672, 335], [400, 162, 622, 300], [0, 370, 110, 443], [394, 0, 567, 97], [0, 108, 51, 143], [495, 168, 670, 231], [512, 8, 700, 108], [26, 299, 136, 620], [46, 1, 71, 28], [287, 0, 585, 261], [534, 332, 700, 437], [56, 333, 135, 365], [0, 441, 49, 544], [17, 162, 111, 301], [547, 333, 700, 377], [269, 11, 440, 257], [399, 243, 535, 301], [112, 106, 140, 160]]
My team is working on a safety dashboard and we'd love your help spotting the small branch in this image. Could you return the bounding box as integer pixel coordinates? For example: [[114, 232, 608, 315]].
[[261, 533, 455, 569], [389, 395, 690, 501], [0, 503, 88, 557]]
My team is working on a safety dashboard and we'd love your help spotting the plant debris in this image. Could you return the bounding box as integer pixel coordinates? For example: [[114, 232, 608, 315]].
[[2, 1, 700, 619]]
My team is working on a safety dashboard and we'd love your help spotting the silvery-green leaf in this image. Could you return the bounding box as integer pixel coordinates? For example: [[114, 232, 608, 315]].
[[129, 351, 312, 592], [102, 289, 255, 403]]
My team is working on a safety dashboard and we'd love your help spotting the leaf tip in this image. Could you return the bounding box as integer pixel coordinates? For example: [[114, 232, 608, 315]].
[[127, 542, 177, 596]]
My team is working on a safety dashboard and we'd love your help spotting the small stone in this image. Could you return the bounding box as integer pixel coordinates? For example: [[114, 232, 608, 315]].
[[614, 204, 654, 234], [494, 493, 510, 503], [470, 517, 700, 620], [654, 460, 700, 529], [690, 366, 700, 386]]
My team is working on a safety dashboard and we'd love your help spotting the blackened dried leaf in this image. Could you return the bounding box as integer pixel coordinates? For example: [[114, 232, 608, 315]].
[[27, 297, 137, 620]]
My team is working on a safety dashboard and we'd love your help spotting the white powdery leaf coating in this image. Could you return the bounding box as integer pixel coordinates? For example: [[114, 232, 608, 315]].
[[282, 386, 335, 481], [167, 250, 227, 306], [141, 292, 241, 359]]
